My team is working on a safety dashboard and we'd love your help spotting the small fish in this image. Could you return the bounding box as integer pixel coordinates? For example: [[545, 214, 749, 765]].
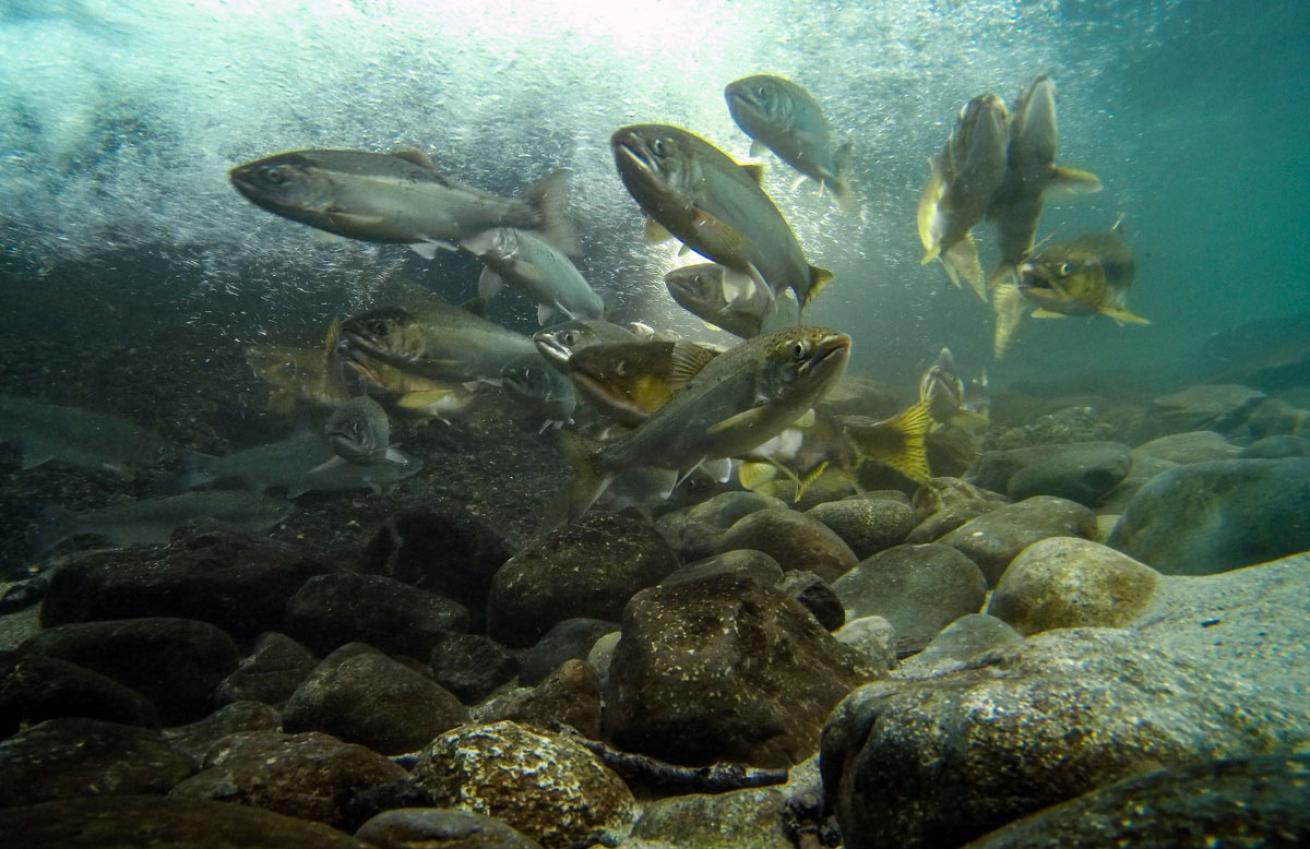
[[532, 319, 641, 372], [559, 327, 851, 520], [35, 491, 293, 555], [1017, 223, 1148, 325], [724, 74, 855, 213], [324, 396, 396, 466], [501, 353, 577, 432], [229, 148, 577, 258], [182, 433, 421, 499], [918, 94, 1010, 299], [0, 395, 171, 478], [462, 228, 604, 326], [918, 348, 990, 430], [565, 340, 719, 426], [665, 262, 795, 339], [842, 399, 934, 483], [612, 123, 833, 312]]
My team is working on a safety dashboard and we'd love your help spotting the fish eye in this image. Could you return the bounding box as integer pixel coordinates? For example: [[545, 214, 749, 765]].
[[368, 319, 391, 336], [261, 165, 289, 185], [1058, 262, 1072, 275], [756, 85, 770, 98], [616, 361, 629, 376], [651, 138, 668, 157], [790, 340, 808, 362], [562, 331, 577, 347]]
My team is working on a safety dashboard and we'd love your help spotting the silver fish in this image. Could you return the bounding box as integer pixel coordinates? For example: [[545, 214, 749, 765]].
[[664, 262, 794, 339], [324, 396, 392, 466], [0, 395, 171, 478], [532, 319, 640, 372], [501, 353, 577, 432], [182, 433, 421, 499], [462, 227, 604, 325]]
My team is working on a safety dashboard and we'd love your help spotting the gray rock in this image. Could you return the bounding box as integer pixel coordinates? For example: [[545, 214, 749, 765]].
[[986, 538, 1159, 636], [1108, 458, 1310, 574], [971, 442, 1132, 507], [0, 796, 368, 849], [832, 544, 987, 655], [282, 644, 465, 755], [1242, 434, 1310, 458], [806, 497, 915, 559], [216, 632, 318, 708], [285, 573, 469, 659], [428, 632, 518, 704], [356, 808, 543, 849], [907, 477, 1009, 542], [170, 729, 407, 828], [960, 753, 1310, 849], [1094, 453, 1177, 515], [939, 496, 1096, 585], [1247, 397, 1310, 438], [655, 491, 787, 560], [660, 549, 784, 589], [713, 508, 858, 583], [20, 617, 239, 725], [1131, 430, 1239, 464], [1133, 383, 1266, 441], [586, 632, 621, 691], [892, 613, 1023, 678], [834, 616, 897, 673], [412, 721, 635, 849], [487, 513, 678, 648], [517, 618, 618, 686], [163, 700, 281, 766], [0, 653, 159, 735], [604, 571, 876, 768], [0, 717, 193, 806], [779, 569, 845, 630]]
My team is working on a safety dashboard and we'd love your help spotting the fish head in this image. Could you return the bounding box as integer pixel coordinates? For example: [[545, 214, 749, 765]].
[[612, 124, 703, 207], [324, 396, 389, 465], [229, 152, 335, 216], [462, 227, 519, 260], [953, 94, 1010, 177], [1009, 75, 1058, 167], [918, 348, 965, 417], [245, 345, 320, 388], [725, 74, 796, 134], [755, 328, 851, 408], [665, 263, 728, 310], [501, 356, 557, 402], [341, 307, 428, 367], [1017, 251, 1103, 312], [533, 319, 634, 371], [568, 342, 673, 421]]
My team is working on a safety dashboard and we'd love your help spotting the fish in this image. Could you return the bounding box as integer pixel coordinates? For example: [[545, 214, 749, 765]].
[[323, 396, 397, 466], [462, 228, 604, 326], [985, 76, 1102, 286], [565, 340, 720, 425], [0, 395, 171, 478], [35, 491, 293, 555], [1017, 223, 1149, 325], [724, 74, 855, 213], [246, 319, 353, 414], [918, 94, 1010, 299], [664, 262, 797, 339], [532, 319, 641, 372], [341, 296, 538, 384], [501, 353, 577, 432], [737, 409, 860, 502], [611, 123, 833, 311], [182, 432, 421, 498], [229, 149, 577, 258], [841, 399, 935, 483], [918, 348, 990, 430], [344, 353, 484, 422], [560, 327, 851, 520]]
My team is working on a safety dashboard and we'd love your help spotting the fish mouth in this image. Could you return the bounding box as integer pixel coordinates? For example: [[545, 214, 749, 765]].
[[533, 335, 573, 369], [613, 140, 653, 176], [804, 333, 851, 376]]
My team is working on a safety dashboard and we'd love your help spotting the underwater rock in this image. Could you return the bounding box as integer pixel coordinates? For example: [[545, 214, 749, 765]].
[[924, 425, 981, 478], [282, 643, 465, 756], [820, 626, 1301, 849], [517, 618, 619, 686], [0, 796, 369, 849], [984, 403, 1122, 450], [1242, 433, 1310, 458], [285, 572, 469, 659], [655, 491, 787, 560], [1094, 453, 1177, 515], [604, 570, 876, 768], [626, 788, 795, 849], [0, 717, 193, 807], [660, 548, 784, 588], [487, 513, 678, 648], [831, 543, 986, 656], [428, 632, 519, 704], [0, 653, 159, 736], [986, 537, 1159, 636], [585, 631, 621, 692], [363, 510, 511, 625], [20, 617, 238, 725], [961, 753, 1310, 849], [891, 613, 1023, 679], [906, 477, 1010, 542], [1108, 458, 1310, 574], [355, 807, 544, 849], [216, 631, 318, 708], [806, 496, 915, 559], [1130, 430, 1240, 465], [493, 658, 603, 740], [1246, 396, 1310, 438], [970, 441, 1131, 507], [411, 721, 635, 849], [1129, 383, 1266, 442], [169, 729, 407, 828], [163, 700, 281, 767], [938, 496, 1096, 585], [712, 508, 858, 583], [779, 569, 845, 630], [833, 616, 897, 673], [39, 526, 326, 641]]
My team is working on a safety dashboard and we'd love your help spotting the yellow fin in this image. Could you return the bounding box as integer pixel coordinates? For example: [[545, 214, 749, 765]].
[[557, 430, 613, 522], [643, 217, 673, 244], [1101, 306, 1150, 326], [1031, 309, 1067, 319], [706, 405, 768, 436], [740, 162, 766, 185], [801, 266, 834, 311], [791, 408, 816, 429], [848, 399, 933, 483], [991, 273, 1027, 360], [1046, 166, 1103, 200], [396, 388, 453, 409], [738, 460, 778, 491], [668, 342, 720, 390], [793, 460, 829, 502], [920, 246, 942, 266]]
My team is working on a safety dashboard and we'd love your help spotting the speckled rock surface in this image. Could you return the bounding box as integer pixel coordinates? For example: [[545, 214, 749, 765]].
[[656, 491, 788, 561], [517, 618, 618, 686], [806, 497, 915, 559], [1130, 383, 1266, 441], [832, 544, 987, 655], [779, 569, 845, 630], [892, 614, 1023, 679], [987, 537, 1159, 635], [659, 549, 783, 588], [0, 718, 193, 807], [960, 754, 1310, 849], [411, 721, 635, 849], [938, 496, 1096, 585], [216, 632, 318, 708], [281, 643, 466, 755], [355, 807, 543, 849], [487, 513, 678, 648], [163, 700, 281, 766], [906, 477, 1009, 543], [604, 571, 876, 768], [428, 632, 519, 704], [169, 730, 407, 828], [492, 658, 602, 740], [0, 795, 369, 849], [834, 616, 897, 673], [712, 508, 858, 583]]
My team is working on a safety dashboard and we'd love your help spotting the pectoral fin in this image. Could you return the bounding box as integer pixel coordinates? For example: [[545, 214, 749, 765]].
[[1101, 306, 1150, 326], [478, 267, 504, 300], [738, 460, 779, 491], [1031, 309, 1067, 319], [1045, 166, 1103, 200], [690, 208, 747, 252], [643, 217, 674, 244], [706, 405, 769, 436]]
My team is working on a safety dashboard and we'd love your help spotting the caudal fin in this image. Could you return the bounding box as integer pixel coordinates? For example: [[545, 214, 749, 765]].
[[556, 430, 614, 523], [830, 142, 857, 215], [846, 399, 933, 483], [526, 169, 579, 258], [941, 236, 987, 301], [800, 266, 835, 313], [990, 266, 1028, 360]]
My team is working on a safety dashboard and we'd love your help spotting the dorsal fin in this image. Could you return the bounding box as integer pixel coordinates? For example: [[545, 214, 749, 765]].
[[390, 149, 436, 170], [740, 162, 766, 185]]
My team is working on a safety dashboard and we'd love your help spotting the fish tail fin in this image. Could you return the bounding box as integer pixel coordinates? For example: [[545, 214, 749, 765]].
[[800, 266, 835, 313], [831, 143, 857, 214], [919, 245, 942, 266], [34, 505, 78, 556], [178, 451, 218, 491], [556, 430, 613, 523], [990, 268, 1027, 360], [942, 236, 987, 301], [1045, 166, 1103, 200], [527, 169, 580, 258], [737, 460, 779, 492], [849, 400, 933, 483]]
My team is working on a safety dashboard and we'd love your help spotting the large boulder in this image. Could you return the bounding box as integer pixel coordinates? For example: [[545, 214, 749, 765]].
[[969, 442, 1132, 507], [163, 701, 281, 766], [604, 570, 876, 768], [215, 632, 318, 708], [938, 496, 1096, 585], [1130, 383, 1266, 441], [1108, 458, 1310, 574], [428, 632, 519, 704], [1130, 431, 1240, 465], [0, 653, 159, 736]]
